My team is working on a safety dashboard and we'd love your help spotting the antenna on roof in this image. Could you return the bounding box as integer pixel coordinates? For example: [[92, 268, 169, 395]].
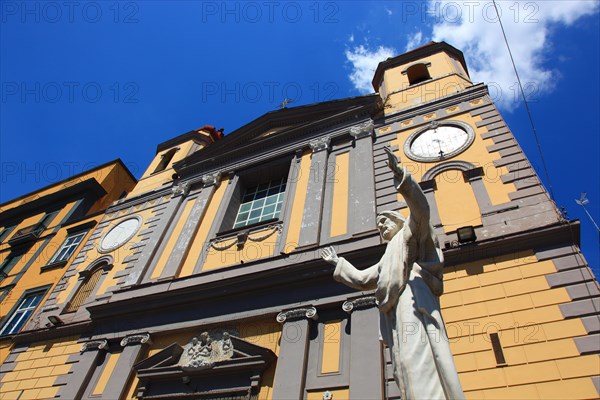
[[277, 98, 293, 109], [575, 192, 600, 234]]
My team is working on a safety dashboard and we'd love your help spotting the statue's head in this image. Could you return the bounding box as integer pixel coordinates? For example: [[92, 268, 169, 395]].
[[376, 211, 405, 241]]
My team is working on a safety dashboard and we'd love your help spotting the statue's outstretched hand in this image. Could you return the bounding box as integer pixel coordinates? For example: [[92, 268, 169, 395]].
[[321, 246, 339, 265], [384, 147, 404, 180]]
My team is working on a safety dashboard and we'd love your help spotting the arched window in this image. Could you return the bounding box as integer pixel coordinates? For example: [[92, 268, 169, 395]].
[[63, 261, 111, 313], [152, 148, 178, 174], [406, 63, 431, 85]]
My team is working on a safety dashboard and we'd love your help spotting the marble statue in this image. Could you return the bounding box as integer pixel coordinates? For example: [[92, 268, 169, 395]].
[[321, 147, 464, 400]]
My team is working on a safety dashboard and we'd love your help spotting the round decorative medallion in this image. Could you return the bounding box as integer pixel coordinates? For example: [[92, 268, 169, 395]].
[[404, 121, 475, 162], [98, 217, 141, 253]]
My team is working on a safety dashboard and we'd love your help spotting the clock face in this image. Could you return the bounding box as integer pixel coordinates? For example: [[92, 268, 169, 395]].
[[99, 217, 141, 252], [404, 122, 474, 162]]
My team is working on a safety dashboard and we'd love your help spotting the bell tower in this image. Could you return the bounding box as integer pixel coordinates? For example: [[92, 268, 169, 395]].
[[129, 125, 223, 196], [372, 42, 473, 114]]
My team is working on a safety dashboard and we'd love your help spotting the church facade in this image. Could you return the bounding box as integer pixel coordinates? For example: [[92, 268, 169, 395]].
[[0, 42, 598, 399]]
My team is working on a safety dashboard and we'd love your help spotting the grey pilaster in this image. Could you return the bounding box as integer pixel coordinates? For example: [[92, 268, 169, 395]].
[[58, 339, 108, 400], [160, 176, 220, 279], [420, 180, 442, 228], [127, 193, 185, 286], [272, 306, 318, 400], [298, 137, 330, 248], [102, 333, 151, 400], [463, 167, 492, 214], [343, 296, 384, 400], [348, 120, 377, 235]]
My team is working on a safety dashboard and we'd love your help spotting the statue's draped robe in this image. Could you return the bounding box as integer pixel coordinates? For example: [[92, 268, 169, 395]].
[[333, 171, 464, 400]]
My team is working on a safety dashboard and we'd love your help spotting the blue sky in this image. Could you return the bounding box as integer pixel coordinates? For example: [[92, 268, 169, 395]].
[[1, 1, 599, 273]]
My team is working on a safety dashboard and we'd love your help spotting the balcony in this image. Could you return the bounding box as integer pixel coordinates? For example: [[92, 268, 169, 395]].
[[7, 223, 47, 246]]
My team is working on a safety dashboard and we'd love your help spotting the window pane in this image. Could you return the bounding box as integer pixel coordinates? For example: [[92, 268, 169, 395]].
[[252, 198, 265, 209], [249, 209, 262, 219], [233, 178, 287, 229], [263, 205, 276, 215], [0, 292, 43, 336]]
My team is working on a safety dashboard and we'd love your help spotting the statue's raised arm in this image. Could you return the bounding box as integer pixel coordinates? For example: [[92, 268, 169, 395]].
[[384, 147, 430, 227]]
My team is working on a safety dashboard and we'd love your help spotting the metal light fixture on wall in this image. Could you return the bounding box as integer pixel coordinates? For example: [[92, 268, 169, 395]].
[[456, 226, 477, 244], [47, 315, 63, 326]]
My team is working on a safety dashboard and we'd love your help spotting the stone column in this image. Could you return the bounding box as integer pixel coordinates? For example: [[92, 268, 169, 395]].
[[272, 306, 318, 399], [102, 333, 152, 400], [58, 339, 108, 400], [419, 179, 443, 228], [348, 120, 377, 235], [160, 173, 221, 278], [343, 296, 384, 400], [463, 167, 492, 213], [298, 137, 330, 248]]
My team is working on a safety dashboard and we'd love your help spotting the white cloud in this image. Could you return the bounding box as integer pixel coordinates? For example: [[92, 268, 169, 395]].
[[385, 6, 393, 16], [349, 33, 354, 43], [345, 45, 397, 93], [405, 30, 423, 52], [428, 0, 599, 110]]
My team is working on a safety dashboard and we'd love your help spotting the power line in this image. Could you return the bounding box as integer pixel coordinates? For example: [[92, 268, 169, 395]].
[[491, 0, 555, 201]]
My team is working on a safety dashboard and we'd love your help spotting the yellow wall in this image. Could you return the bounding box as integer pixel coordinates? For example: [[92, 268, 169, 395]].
[[0, 336, 80, 400], [306, 388, 349, 400], [321, 320, 342, 374], [203, 226, 280, 271], [151, 197, 197, 279], [130, 141, 196, 197], [329, 152, 350, 238], [380, 51, 472, 114], [281, 150, 311, 253], [178, 178, 229, 277], [0, 163, 135, 216], [55, 201, 164, 305], [388, 109, 516, 232], [435, 172, 482, 233], [441, 251, 600, 399]]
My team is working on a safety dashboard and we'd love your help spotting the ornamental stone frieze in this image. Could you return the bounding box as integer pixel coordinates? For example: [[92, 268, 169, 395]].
[[179, 331, 235, 368]]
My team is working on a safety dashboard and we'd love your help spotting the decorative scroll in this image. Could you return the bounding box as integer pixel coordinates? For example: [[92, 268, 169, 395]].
[[349, 119, 374, 139], [179, 331, 235, 368], [121, 333, 151, 347], [276, 306, 318, 324], [342, 296, 377, 313], [81, 339, 108, 353]]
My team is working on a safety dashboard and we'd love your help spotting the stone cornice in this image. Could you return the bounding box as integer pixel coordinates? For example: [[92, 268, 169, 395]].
[[379, 83, 489, 129]]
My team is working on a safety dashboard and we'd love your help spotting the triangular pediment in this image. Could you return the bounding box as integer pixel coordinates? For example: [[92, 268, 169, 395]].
[[173, 94, 381, 177], [133, 334, 276, 400]]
